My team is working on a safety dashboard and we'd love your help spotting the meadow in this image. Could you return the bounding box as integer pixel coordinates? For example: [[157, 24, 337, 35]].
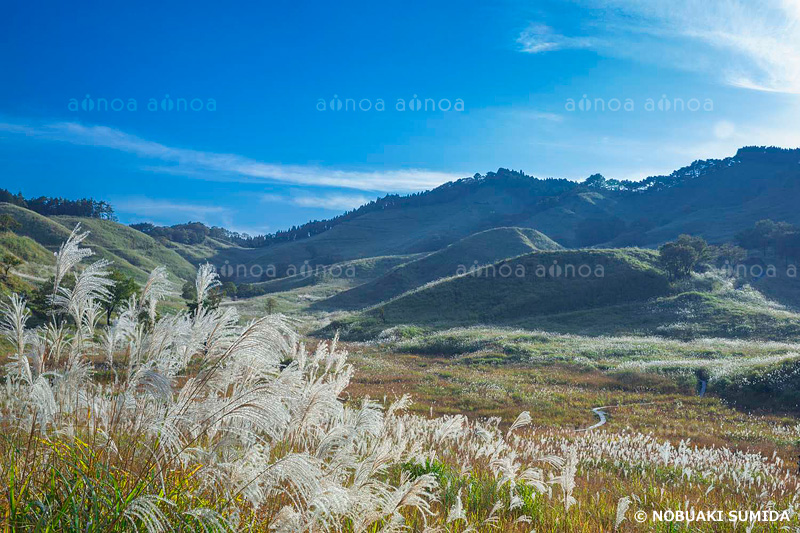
[[2, 228, 800, 532]]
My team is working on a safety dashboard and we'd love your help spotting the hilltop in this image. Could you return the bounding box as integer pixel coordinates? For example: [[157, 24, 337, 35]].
[[135, 146, 800, 281]]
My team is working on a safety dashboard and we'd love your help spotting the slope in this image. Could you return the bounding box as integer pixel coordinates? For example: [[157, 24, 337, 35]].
[[353, 248, 668, 327], [317, 227, 562, 310], [0, 204, 196, 282], [209, 148, 800, 278]]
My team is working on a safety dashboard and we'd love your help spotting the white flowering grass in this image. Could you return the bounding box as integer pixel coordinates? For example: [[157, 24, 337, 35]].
[[0, 227, 569, 532]]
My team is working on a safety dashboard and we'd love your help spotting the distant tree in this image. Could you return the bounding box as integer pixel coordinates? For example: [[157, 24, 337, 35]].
[[204, 287, 223, 310], [674, 234, 711, 263], [0, 214, 20, 232], [714, 243, 747, 265], [181, 280, 196, 302], [103, 269, 139, 323], [735, 219, 797, 257], [266, 297, 277, 315], [659, 242, 699, 280], [221, 281, 237, 300], [0, 253, 22, 281], [377, 307, 386, 324], [583, 174, 607, 188], [0, 189, 27, 208]]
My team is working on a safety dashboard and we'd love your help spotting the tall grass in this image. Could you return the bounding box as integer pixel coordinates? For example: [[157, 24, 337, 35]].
[[0, 226, 561, 531], [2, 227, 799, 531]]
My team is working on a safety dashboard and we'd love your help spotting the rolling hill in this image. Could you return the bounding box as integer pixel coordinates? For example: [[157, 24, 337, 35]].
[[316, 227, 562, 310], [0, 203, 196, 282], [233, 254, 421, 297], [181, 147, 800, 281], [329, 249, 668, 332]]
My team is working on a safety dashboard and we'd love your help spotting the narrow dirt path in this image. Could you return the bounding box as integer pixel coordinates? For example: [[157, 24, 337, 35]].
[[11, 270, 48, 283], [577, 407, 607, 431], [579, 380, 708, 431]]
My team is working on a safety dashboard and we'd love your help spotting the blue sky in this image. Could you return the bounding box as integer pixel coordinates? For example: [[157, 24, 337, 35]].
[[1, 0, 799, 235]]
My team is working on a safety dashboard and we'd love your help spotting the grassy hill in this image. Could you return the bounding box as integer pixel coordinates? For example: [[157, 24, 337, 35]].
[[189, 148, 800, 279], [0, 231, 55, 266], [203, 174, 579, 282], [324, 257, 800, 342], [0, 203, 196, 282], [325, 249, 669, 337], [235, 254, 420, 297], [317, 227, 562, 310]]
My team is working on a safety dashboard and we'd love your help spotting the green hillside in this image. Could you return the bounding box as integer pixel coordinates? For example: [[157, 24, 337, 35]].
[[0, 204, 196, 282], [191, 148, 800, 276], [0, 231, 55, 282], [346, 249, 668, 328], [0, 232, 55, 266], [236, 254, 420, 297], [318, 227, 562, 310], [494, 290, 800, 339]]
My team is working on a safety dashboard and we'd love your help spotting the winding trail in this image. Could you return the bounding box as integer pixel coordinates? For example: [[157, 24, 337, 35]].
[[10, 270, 48, 283], [578, 380, 709, 431], [577, 407, 607, 432]]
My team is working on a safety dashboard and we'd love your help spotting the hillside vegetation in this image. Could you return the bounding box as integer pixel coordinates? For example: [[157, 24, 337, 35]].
[[0, 203, 196, 282], [368, 249, 668, 325], [142, 147, 800, 279], [319, 227, 562, 310], [3, 230, 800, 532]]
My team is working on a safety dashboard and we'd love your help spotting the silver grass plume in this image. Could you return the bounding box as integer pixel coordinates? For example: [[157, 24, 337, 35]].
[[195, 263, 220, 313], [52, 258, 113, 325], [615, 495, 631, 530], [507, 410, 532, 437], [551, 447, 578, 511], [1, 295, 32, 385], [123, 495, 172, 533], [52, 223, 93, 296], [139, 266, 174, 322], [447, 488, 467, 524]]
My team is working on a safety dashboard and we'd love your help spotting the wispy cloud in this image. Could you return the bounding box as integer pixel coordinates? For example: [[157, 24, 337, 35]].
[[518, 0, 800, 94], [262, 192, 371, 211], [517, 24, 597, 54], [0, 119, 464, 192], [527, 111, 565, 123], [113, 197, 229, 221]]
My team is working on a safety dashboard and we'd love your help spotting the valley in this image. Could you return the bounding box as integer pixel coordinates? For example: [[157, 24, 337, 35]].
[[4, 146, 800, 530]]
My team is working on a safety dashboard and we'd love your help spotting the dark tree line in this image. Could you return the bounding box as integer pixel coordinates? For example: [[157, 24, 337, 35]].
[[584, 148, 800, 195], [130, 168, 578, 248], [131, 222, 211, 245], [0, 188, 116, 220], [657, 219, 800, 281], [735, 219, 800, 261]]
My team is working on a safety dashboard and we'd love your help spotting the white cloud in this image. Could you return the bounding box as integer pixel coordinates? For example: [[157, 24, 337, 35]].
[[292, 194, 371, 210], [713, 120, 736, 140], [517, 24, 597, 53], [519, 0, 800, 94], [0, 119, 464, 192], [528, 111, 565, 123], [262, 192, 371, 211]]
